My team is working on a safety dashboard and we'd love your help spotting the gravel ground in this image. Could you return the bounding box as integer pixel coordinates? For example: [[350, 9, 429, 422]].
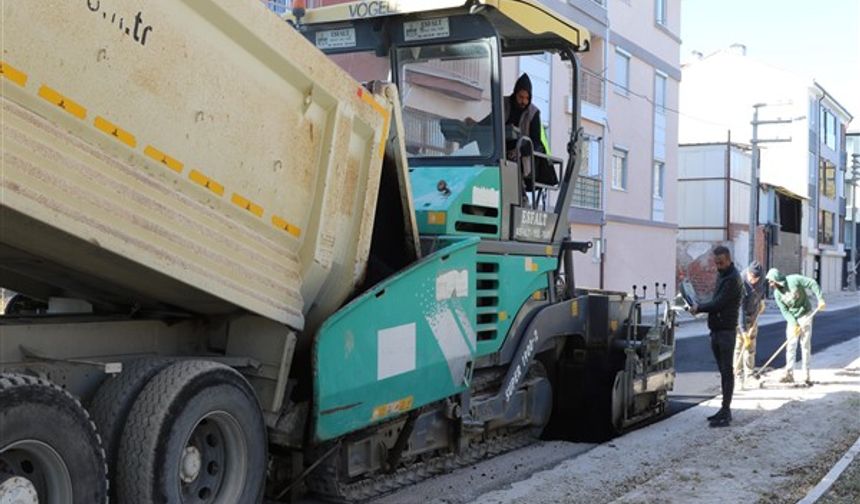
[[471, 337, 860, 504], [757, 429, 860, 504], [303, 337, 860, 504]]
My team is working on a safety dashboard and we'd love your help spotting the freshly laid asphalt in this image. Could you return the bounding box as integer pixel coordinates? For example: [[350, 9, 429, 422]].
[[669, 305, 860, 414]]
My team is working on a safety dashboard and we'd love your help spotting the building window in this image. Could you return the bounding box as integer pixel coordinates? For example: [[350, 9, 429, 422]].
[[520, 54, 552, 133], [818, 210, 834, 245], [573, 137, 603, 209], [839, 216, 846, 245], [819, 158, 836, 199], [821, 107, 837, 150], [614, 49, 630, 96], [655, 0, 667, 26], [653, 161, 665, 198], [654, 73, 666, 114], [612, 148, 628, 190], [582, 136, 602, 177], [828, 113, 838, 150]]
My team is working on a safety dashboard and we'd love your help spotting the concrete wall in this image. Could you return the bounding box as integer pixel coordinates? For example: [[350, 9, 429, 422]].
[[678, 144, 753, 247], [604, 222, 677, 296], [819, 254, 843, 293], [772, 231, 802, 275], [571, 223, 602, 289]]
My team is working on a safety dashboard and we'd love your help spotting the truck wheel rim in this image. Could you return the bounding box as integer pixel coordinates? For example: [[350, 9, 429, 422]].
[[0, 475, 39, 504], [1, 440, 73, 504], [178, 411, 247, 503]]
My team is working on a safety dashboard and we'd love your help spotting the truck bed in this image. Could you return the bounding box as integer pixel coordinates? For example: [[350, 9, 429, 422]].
[[0, 0, 391, 328]]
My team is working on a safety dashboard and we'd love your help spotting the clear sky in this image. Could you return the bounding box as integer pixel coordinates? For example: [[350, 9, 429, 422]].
[[681, 0, 860, 130]]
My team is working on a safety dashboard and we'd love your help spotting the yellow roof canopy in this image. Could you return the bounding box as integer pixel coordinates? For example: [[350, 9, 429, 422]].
[[295, 0, 591, 51]]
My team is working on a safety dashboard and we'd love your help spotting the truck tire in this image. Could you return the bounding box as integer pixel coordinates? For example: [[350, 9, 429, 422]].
[[117, 360, 267, 504], [89, 357, 172, 501], [0, 374, 108, 503]]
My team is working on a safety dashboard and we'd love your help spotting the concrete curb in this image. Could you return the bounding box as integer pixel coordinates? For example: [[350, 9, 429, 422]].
[[796, 433, 860, 504]]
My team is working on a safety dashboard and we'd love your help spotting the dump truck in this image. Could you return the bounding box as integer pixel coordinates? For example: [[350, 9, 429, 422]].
[[0, 1, 676, 502]]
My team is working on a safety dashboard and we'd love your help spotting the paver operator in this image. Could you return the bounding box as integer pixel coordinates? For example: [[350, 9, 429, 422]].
[[765, 268, 825, 386], [691, 246, 743, 427], [465, 73, 555, 187], [735, 261, 766, 388]]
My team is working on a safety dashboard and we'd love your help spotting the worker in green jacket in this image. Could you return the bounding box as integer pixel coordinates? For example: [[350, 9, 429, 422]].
[[765, 268, 826, 386]]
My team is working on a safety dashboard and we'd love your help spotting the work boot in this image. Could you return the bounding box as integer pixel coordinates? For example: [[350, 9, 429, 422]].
[[709, 409, 732, 428], [779, 372, 794, 384], [707, 407, 729, 422]]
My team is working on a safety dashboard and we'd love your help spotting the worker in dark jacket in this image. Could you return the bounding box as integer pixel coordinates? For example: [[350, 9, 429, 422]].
[[734, 261, 765, 387], [691, 246, 743, 427], [465, 74, 555, 186], [503, 73, 555, 187], [504, 74, 548, 156]]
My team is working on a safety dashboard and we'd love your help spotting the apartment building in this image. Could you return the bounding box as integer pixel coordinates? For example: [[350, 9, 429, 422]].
[[273, 0, 682, 296], [556, 0, 681, 295], [846, 132, 859, 289], [680, 48, 853, 292]]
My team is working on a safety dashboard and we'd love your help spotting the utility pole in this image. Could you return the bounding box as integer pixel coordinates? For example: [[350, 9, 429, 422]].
[[849, 153, 860, 291], [748, 103, 793, 266]]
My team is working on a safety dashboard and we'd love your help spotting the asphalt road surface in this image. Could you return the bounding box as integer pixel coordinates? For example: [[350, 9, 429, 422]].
[[669, 305, 860, 413]]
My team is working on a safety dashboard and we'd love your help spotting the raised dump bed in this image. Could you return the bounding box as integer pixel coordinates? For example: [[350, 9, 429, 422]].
[[0, 0, 392, 328]]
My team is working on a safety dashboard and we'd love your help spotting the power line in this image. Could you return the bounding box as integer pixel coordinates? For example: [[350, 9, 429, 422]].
[[566, 61, 732, 129]]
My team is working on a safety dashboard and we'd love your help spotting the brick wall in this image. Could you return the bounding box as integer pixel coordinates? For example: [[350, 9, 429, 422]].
[[772, 231, 802, 275], [676, 241, 729, 302]]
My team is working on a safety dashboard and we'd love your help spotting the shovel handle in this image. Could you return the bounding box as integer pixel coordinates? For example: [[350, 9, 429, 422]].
[[751, 307, 820, 379], [753, 339, 789, 379]]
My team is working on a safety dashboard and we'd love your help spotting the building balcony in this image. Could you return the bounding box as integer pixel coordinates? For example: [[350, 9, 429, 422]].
[[572, 175, 602, 210], [580, 67, 604, 109]]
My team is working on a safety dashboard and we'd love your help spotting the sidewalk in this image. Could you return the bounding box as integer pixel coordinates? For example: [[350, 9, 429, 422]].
[[470, 336, 860, 504], [675, 290, 860, 340]]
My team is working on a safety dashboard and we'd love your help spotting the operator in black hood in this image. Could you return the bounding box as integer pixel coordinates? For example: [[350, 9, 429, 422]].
[[505, 73, 543, 156], [504, 73, 556, 186]]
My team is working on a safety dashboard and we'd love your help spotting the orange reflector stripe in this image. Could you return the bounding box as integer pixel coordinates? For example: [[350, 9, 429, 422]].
[[0, 62, 28, 87], [272, 215, 301, 237], [37, 85, 86, 119], [372, 396, 414, 421], [188, 169, 225, 196], [359, 90, 391, 157], [144, 145, 184, 173], [94, 116, 136, 147], [231, 193, 264, 218], [427, 211, 446, 225]]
